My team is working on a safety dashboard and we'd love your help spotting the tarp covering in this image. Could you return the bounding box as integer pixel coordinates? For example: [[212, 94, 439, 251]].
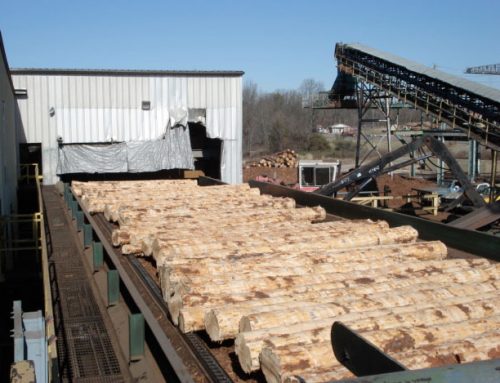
[[56, 125, 194, 174]]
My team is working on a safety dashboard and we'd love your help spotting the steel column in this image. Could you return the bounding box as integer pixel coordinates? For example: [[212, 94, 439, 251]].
[[129, 313, 145, 361], [75, 210, 84, 231], [92, 241, 103, 272], [83, 224, 93, 247], [490, 149, 498, 203], [12, 300, 24, 362], [468, 139, 478, 181], [107, 270, 120, 306]]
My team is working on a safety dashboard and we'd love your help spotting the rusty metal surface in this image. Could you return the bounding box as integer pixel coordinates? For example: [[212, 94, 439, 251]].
[[448, 202, 500, 230], [43, 186, 128, 382]]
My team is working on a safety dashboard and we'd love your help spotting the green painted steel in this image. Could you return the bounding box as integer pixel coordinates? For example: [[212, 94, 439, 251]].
[[70, 199, 78, 218], [107, 270, 119, 306], [129, 313, 145, 361], [63, 183, 70, 204], [83, 224, 93, 247], [92, 241, 103, 271], [76, 210, 84, 231]]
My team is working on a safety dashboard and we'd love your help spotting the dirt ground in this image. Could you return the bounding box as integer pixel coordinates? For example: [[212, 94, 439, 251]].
[[243, 167, 298, 185]]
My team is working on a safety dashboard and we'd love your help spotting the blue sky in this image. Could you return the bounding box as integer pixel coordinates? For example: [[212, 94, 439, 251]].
[[1, 0, 499, 91]]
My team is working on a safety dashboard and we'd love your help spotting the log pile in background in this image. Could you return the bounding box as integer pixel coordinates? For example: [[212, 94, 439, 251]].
[[245, 149, 298, 168], [73, 180, 500, 383]]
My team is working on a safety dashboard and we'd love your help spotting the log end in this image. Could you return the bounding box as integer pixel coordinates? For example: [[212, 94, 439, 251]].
[[167, 292, 182, 325], [235, 333, 260, 374], [379, 225, 418, 245], [260, 347, 282, 383], [205, 309, 222, 341], [312, 206, 326, 222], [179, 307, 206, 333], [121, 243, 143, 255], [141, 237, 154, 257], [103, 205, 112, 221], [283, 198, 296, 209]]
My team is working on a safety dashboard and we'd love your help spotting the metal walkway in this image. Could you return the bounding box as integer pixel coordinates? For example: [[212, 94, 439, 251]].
[[43, 186, 128, 382]]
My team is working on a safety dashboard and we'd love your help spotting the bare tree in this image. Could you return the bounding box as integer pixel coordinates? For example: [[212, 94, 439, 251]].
[[242, 80, 259, 155], [299, 78, 325, 106], [243, 79, 329, 159]]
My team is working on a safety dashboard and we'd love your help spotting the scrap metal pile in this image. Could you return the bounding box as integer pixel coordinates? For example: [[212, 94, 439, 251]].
[[73, 180, 500, 383]]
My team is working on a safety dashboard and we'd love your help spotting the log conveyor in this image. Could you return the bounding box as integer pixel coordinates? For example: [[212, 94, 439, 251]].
[[44, 176, 500, 383]]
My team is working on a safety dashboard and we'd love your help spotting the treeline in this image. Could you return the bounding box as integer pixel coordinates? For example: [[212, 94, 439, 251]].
[[243, 80, 314, 157], [242, 79, 425, 158]]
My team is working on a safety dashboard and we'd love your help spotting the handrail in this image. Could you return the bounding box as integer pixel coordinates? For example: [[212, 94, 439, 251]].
[[34, 163, 58, 381], [19, 163, 44, 183]]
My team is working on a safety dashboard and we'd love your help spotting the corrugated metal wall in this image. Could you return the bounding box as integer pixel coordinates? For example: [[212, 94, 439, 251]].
[[12, 72, 243, 185], [0, 42, 18, 216]]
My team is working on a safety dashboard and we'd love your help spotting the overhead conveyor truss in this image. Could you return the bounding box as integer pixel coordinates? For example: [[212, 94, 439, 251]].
[[335, 43, 500, 150]]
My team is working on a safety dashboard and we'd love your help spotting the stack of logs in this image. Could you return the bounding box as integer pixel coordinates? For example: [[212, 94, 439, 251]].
[[245, 149, 298, 168], [73, 180, 500, 383]]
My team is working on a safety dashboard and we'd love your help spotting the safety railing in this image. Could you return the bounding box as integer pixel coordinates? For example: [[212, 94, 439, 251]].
[[34, 163, 58, 381], [19, 163, 44, 183], [1, 163, 58, 382]]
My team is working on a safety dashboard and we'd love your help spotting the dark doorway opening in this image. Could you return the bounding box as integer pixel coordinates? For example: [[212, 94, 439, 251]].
[[19, 143, 42, 174], [189, 122, 222, 180]]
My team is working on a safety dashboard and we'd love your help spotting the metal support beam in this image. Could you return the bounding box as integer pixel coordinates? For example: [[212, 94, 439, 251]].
[[75, 210, 84, 231], [83, 224, 93, 248], [468, 139, 478, 181], [70, 199, 78, 219], [107, 270, 120, 307], [92, 241, 103, 272], [490, 150, 498, 203], [12, 300, 24, 362], [335, 43, 500, 150], [63, 183, 70, 205], [129, 313, 145, 361], [354, 82, 392, 168], [437, 133, 445, 186]]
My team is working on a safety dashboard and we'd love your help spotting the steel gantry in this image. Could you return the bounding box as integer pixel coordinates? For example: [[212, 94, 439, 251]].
[[334, 43, 500, 152]]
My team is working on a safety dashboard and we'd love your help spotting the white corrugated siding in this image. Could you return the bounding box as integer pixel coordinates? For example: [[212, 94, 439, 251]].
[[0, 55, 18, 215], [12, 73, 243, 185]]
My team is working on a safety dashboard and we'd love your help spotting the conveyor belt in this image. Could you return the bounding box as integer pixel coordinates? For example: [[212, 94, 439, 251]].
[[78, 196, 234, 383], [43, 186, 128, 382]]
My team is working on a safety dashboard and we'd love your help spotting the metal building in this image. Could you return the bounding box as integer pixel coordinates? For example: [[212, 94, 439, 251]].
[[0, 33, 18, 216], [11, 68, 244, 185]]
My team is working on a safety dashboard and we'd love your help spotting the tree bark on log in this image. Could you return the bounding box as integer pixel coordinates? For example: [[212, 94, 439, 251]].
[[172, 269, 498, 329], [171, 241, 446, 300], [171, 260, 493, 330], [170, 258, 486, 305], [234, 290, 500, 372], [238, 297, 499, 374], [155, 225, 418, 267], [162, 241, 450, 306], [240, 279, 500, 334], [260, 316, 500, 383]]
